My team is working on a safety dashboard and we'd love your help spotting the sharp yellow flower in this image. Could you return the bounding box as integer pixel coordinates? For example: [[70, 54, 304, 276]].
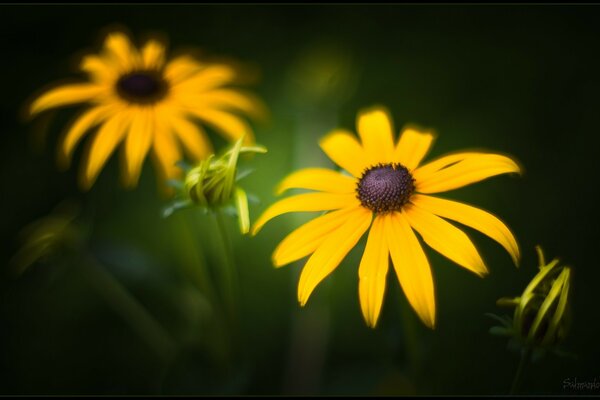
[[252, 105, 521, 329], [28, 31, 266, 190]]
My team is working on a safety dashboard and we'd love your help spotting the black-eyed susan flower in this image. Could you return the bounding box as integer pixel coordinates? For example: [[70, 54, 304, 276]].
[[252, 105, 521, 329], [28, 31, 266, 190]]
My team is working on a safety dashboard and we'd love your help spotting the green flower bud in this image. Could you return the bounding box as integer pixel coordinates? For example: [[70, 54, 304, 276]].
[[491, 246, 572, 350], [164, 137, 267, 234]]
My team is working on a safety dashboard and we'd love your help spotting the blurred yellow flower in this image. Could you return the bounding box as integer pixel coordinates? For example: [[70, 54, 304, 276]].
[[29, 31, 266, 189], [252, 105, 521, 329]]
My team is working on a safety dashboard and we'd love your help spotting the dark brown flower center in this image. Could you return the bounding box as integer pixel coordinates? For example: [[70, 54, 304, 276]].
[[356, 163, 415, 213], [115, 71, 168, 104]]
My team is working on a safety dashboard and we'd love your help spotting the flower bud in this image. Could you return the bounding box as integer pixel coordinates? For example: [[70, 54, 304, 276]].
[[492, 246, 571, 350], [164, 137, 266, 234]]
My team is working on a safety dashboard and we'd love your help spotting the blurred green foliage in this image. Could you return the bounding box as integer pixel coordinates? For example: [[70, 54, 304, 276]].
[[1, 4, 599, 395]]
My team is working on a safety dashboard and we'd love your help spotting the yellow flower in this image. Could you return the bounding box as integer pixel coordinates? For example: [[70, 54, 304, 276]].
[[252, 105, 521, 329], [28, 31, 265, 190]]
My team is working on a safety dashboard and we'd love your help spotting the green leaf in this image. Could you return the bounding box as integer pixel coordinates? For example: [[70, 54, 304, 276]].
[[235, 168, 255, 182], [162, 200, 193, 218]]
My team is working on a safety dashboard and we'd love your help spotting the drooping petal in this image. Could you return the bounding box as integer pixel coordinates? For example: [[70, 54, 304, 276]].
[[81, 112, 131, 189], [393, 127, 436, 170], [164, 56, 203, 84], [141, 40, 166, 70], [298, 207, 372, 306], [412, 194, 520, 266], [404, 203, 488, 276], [169, 114, 213, 161], [187, 108, 253, 144], [276, 168, 356, 195], [415, 153, 521, 193], [319, 129, 370, 177], [151, 119, 182, 182], [103, 32, 140, 72], [358, 214, 389, 328], [234, 187, 250, 235], [356, 106, 395, 164], [272, 206, 360, 267], [386, 211, 436, 328], [59, 104, 115, 167], [187, 89, 268, 120], [123, 107, 154, 187], [251, 193, 359, 235], [30, 84, 105, 116], [173, 64, 237, 92], [80, 55, 118, 84]]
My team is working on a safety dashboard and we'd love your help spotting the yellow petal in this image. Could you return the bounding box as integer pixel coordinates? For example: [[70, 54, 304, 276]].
[[298, 207, 372, 306], [164, 56, 203, 84], [141, 40, 166, 70], [386, 212, 436, 328], [188, 108, 254, 144], [415, 153, 521, 193], [358, 215, 389, 328], [319, 129, 370, 177], [273, 206, 360, 267], [190, 89, 268, 120], [251, 193, 359, 235], [411, 151, 483, 182], [80, 55, 117, 83], [81, 112, 130, 189], [30, 84, 105, 116], [123, 108, 154, 187], [170, 114, 213, 161], [174, 64, 237, 92], [393, 127, 436, 170], [59, 105, 115, 168], [103, 32, 140, 72], [276, 168, 356, 195], [356, 106, 395, 164], [404, 203, 487, 276], [151, 121, 182, 182], [412, 194, 520, 266]]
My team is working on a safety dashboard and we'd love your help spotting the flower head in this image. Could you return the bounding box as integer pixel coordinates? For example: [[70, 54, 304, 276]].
[[252, 105, 521, 328], [491, 246, 571, 350], [28, 30, 266, 190], [164, 137, 266, 234]]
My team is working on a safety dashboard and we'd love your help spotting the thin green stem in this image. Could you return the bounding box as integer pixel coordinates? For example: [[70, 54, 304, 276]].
[[80, 253, 177, 363], [399, 297, 420, 370], [213, 209, 239, 325], [397, 291, 421, 388], [173, 210, 235, 370], [180, 211, 219, 306], [510, 347, 531, 395]]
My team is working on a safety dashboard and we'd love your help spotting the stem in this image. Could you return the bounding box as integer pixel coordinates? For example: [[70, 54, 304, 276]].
[[80, 253, 177, 364], [398, 294, 420, 377], [180, 211, 219, 307], [510, 347, 531, 395], [213, 209, 239, 325]]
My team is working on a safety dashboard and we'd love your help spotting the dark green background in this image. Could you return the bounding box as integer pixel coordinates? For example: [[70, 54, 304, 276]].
[[1, 4, 598, 395]]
